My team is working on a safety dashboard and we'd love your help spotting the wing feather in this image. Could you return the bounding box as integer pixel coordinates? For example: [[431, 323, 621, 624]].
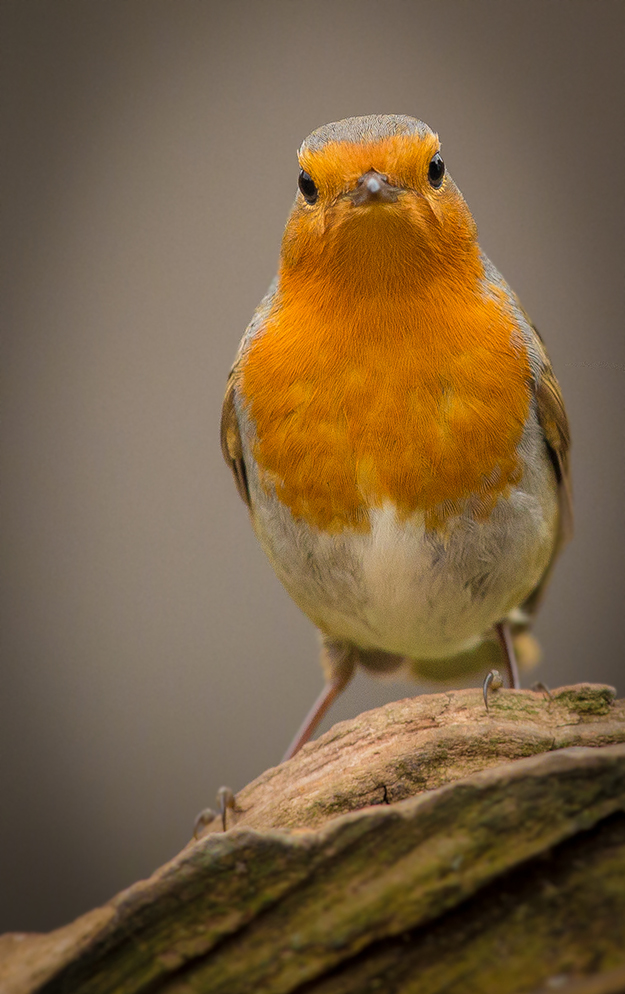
[[521, 327, 573, 617], [220, 369, 251, 509]]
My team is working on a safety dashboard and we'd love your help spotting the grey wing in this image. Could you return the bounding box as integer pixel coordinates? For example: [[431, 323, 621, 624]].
[[520, 326, 572, 618]]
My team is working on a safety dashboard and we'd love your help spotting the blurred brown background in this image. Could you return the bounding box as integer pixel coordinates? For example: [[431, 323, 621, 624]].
[[1, 0, 624, 933]]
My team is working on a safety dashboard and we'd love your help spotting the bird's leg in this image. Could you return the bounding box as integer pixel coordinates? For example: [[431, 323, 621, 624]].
[[495, 620, 521, 689], [194, 643, 355, 836], [281, 682, 346, 761], [483, 620, 520, 710], [282, 640, 356, 762]]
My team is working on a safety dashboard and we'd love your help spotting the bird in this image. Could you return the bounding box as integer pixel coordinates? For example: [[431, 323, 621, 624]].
[[221, 114, 572, 763]]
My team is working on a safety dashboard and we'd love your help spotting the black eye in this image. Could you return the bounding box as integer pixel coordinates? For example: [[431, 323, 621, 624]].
[[298, 169, 318, 204], [428, 152, 445, 189]]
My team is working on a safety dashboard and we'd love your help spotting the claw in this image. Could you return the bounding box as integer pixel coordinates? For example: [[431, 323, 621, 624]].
[[217, 786, 236, 832], [193, 785, 237, 837], [193, 807, 217, 839], [483, 668, 503, 711], [531, 681, 553, 701]]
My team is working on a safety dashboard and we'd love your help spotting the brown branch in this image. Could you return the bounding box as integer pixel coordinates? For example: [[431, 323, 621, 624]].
[[2, 684, 625, 994]]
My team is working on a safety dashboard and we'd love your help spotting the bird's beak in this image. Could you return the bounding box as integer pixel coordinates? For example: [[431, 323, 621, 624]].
[[348, 170, 401, 206]]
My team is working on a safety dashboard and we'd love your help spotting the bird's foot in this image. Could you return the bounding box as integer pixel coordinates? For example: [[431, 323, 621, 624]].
[[193, 785, 236, 837], [531, 681, 553, 701], [483, 668, 503, 711]]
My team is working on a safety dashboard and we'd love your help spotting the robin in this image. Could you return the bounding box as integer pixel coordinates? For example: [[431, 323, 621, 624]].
[[221, 114, 572, 764]]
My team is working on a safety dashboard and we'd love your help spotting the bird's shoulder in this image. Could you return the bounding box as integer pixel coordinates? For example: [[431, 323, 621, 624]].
[[220, 278, 279, 508]]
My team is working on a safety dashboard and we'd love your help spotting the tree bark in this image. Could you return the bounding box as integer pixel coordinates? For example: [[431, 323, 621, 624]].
[[2, 684, 625, 994]]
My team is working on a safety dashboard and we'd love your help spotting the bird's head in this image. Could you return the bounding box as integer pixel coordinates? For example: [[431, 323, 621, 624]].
[[280, 115, 479, 295]]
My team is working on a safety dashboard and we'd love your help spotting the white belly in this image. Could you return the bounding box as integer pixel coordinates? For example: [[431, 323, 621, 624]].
[[248, 487, 556, 662]]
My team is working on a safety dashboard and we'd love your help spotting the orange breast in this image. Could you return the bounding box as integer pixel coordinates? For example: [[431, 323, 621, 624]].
[[239, 273, 531, 533]]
